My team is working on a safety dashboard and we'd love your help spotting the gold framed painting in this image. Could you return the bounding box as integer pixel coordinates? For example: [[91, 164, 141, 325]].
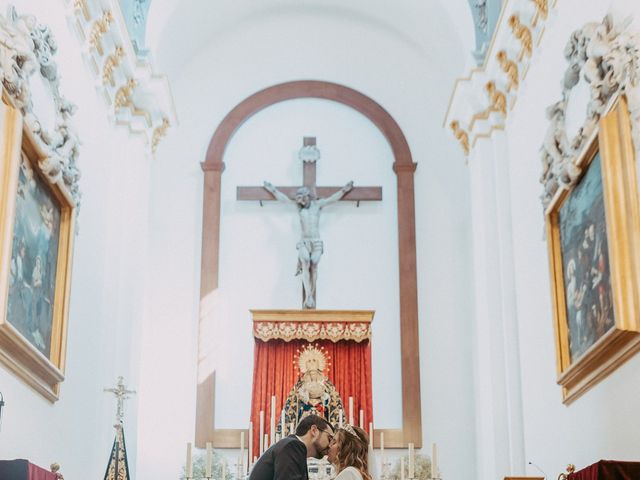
[[0, 99, 76, 402], [546, 95, 640, 404]]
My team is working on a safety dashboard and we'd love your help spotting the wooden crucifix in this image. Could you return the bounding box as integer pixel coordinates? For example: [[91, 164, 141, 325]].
[[237, 137, 382, 309]]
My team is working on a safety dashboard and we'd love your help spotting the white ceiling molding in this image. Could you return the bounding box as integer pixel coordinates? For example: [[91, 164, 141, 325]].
[[62, 0, 177, 156], [539, 15, 640, 208], [444, 0, 556, 158]]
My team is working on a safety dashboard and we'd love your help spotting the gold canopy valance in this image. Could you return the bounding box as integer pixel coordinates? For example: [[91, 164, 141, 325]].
[[251, 310, 374, 343]]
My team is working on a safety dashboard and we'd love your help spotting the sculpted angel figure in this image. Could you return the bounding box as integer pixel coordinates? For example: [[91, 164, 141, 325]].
[[263, 180, 353, 309]]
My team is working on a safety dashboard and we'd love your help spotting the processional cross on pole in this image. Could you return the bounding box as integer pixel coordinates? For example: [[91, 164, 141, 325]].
[[103, 377, 136, 480], [237, 137, 382, 309], [105, 376, 136, 426]]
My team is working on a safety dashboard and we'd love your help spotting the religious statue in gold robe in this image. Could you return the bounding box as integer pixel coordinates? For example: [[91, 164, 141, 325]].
[[281, 345, 344, 432]]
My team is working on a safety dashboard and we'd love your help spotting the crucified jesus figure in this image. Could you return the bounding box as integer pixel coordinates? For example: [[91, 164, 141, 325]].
[[263, 180, 354, 309]]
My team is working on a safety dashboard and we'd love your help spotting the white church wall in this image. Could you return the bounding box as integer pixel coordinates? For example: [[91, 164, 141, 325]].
[[501, 0, 640, 476], [0, 2, 152, 478], [140, 5, 476, 480]]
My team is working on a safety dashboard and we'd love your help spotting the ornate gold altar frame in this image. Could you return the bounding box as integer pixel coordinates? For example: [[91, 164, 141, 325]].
[[0, 100, 76, 401], [546, 96, 640, 404]]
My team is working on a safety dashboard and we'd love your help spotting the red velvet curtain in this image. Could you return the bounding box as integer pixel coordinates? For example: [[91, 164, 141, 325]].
[[250, 338, 373, 460], [567, 460, 640, 480]]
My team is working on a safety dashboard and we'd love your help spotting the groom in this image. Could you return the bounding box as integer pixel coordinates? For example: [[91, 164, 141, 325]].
[[249, 415, 335, 480]]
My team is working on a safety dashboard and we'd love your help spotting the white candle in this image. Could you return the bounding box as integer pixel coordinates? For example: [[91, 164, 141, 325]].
[[348, 397, 354, 425], [380, 432, 385, 469], [259, 410, 265, 454], [359, 409, 364, 428], [408, 443, 415, 478], [240, 431, 245, 475], [368, 422, 373, 444], [205, 442, 212, 477], [264, 434, 269, 453], [185, 442, 193, 478], [401, 457, 405, 480], [270, 396, 276, 447], [290, 421, 295, 435], [248, 422, 253, 473], [431, 442, 438, 478], [338, 409, 343, 428], [222, 461, 226, 480]]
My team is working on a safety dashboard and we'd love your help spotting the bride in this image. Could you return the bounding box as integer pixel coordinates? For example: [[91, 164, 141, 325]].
[[326, 424, 371, 480]]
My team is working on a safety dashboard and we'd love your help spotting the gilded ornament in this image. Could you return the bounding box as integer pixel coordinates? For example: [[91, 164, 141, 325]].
[[73, 0, 90, 21], [114, 77, 137, 109], [486, 81, 507, 116], [88, 10, 113, 56], [496, 50, 519, 91], [449, 120, 470, 156], [102, 46, 124, 86], [530, 0, 548, 27], [151, 117, 170, 154], [509, 14, 533, 61], [558, 464, 576, 480]]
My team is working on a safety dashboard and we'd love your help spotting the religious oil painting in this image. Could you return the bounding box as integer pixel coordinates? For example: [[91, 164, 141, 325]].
[[557, 152, 614, 362], [0, 102, 76, 402], [7, 151, 61, 358], [546, 96, 640, 404]]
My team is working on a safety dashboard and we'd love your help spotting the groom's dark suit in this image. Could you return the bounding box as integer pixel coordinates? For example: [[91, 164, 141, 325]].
[[249, 435, 308, 480]]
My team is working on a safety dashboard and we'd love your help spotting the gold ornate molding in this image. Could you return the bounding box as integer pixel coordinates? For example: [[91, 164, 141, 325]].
[[151, 118, 170, 154], [496, 50, 519, 92], [88, 10, 113, 56], [64, 0, 176, 155], [251, 310, 374, 343], [445, 0, 556, 159], [114, 77, 136, 109], [73, 0, 90, 21], [102, 46, 124, 86], [509, 14, 533, 61], [530, 0, 548, 27], [450, 120, 470, 156]]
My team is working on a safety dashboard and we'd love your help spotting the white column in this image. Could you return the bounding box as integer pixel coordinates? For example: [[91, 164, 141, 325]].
[[468, 133, 525, 479]]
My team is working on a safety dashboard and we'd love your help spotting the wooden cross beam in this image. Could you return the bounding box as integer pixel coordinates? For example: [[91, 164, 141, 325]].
[[236, 137, 382, 204]]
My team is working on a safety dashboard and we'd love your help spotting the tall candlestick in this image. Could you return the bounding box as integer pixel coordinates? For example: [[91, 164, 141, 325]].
[[401, 457, 405, 480], [408, 443, 415, 478], [338, 408, 344, 428], [240, 431, 245, 475], [205, 442, 212, 477], [259, 410, 265, 454], [270, 396, 276, 447], [431, 442, 438, 478], [248, 422, 253, 474], [185, 442, 193, 478], [348, 397, 354, 425], [380, 431, 385, 472]]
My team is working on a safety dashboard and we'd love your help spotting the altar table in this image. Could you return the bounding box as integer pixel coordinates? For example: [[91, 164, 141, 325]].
[[0, 459, 57, 480], [567, 460, 640, 480]]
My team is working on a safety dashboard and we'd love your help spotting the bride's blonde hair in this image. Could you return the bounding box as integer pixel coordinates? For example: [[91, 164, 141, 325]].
[[333, 425, 371, 480]]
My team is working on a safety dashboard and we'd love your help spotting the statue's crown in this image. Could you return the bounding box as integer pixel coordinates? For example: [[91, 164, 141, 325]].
[[294, 344, 330, 374]]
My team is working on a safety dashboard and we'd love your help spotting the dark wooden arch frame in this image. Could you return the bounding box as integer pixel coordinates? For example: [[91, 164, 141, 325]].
[[196, 80, 421, 448]]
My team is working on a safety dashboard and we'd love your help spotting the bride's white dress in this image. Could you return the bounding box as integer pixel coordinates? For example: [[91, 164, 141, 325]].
[[334, 466, 364, 480]]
